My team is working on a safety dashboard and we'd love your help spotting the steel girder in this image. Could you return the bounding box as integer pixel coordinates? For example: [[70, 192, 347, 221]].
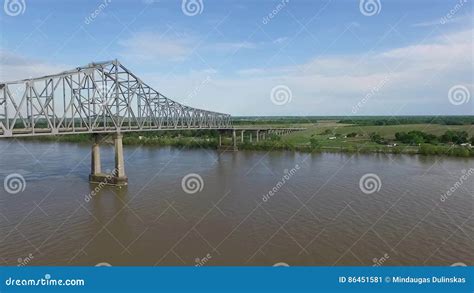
[[0, 60, 232, 137]]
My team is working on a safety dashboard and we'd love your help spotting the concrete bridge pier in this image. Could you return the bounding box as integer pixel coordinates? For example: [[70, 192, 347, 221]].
[[241, 130, 245, 143], [218, 132, 222, 147], [113, 133, 128, 185], [89, 133, 128, 186], [232, 129, 238, 151], [256, 130, 260, 142], [90, 134, 102, 179]]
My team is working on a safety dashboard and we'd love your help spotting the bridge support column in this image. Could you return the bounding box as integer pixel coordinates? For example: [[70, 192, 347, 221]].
[[89, 133, 127, 186], [241, 130, 245, 143], [218, 133, 222, 147], [256, 130, 260, 142], [232, 129, 237, 151], [89, 134, 102, 180], [262, 131, 266, 140], [113, 133, 128, 185], [249, 133, 252, 143]]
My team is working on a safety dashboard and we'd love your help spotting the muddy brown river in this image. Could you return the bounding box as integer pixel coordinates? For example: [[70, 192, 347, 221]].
[[0, 140, 472, 266]]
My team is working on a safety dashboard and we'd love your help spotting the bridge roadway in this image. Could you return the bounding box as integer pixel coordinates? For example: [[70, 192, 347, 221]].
[[0, 60, 305, 185]]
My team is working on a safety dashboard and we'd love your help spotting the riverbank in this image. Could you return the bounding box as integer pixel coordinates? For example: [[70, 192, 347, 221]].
[[17, 131, 474, 157], [13, 117, 474, 157]]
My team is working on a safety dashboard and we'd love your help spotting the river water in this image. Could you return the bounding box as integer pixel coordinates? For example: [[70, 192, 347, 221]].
[[0, 140, 472, 266]]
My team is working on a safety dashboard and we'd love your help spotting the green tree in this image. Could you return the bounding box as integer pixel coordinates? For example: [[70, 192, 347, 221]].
[[309, 138, 321, 150]]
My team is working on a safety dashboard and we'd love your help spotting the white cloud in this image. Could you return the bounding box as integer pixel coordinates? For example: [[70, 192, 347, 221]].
[[118, 30, 258, 63], [118, 31, 193, 62], [0, 50, 69, 82], [145, 28, 473, 116], [210, 41, 258, 51]]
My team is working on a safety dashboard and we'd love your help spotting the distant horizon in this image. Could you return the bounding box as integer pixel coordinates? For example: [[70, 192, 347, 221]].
[[232, 115, 474, 118]]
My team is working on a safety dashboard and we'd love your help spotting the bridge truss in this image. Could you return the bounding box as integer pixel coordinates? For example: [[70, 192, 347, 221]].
[[0, 60, 232, 138]]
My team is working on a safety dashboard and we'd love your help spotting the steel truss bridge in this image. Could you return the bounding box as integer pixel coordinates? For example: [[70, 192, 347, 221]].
[[0, 60, 304, 185], [0, 60, 232, 138]]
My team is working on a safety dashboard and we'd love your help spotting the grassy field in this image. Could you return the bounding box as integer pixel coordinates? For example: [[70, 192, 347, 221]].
[[281, 123, 474, 145], [240, 121, 474, 157]]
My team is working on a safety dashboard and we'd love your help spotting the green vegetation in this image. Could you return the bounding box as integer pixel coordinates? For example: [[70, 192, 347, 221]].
[[15, 116, 474, 157], [395, 131, 438, 145], [276, 117, 474, 157], [338, 116, 474, 126]]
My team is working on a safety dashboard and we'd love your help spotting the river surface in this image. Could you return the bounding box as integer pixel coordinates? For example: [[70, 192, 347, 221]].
[[0, 140, 472, 266]]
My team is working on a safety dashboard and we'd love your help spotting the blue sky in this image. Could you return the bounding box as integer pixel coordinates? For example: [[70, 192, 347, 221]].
[[0, 0, 473, 116]]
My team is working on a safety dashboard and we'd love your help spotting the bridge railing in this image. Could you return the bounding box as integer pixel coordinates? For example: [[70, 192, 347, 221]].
[[0, 60, 232, 137]]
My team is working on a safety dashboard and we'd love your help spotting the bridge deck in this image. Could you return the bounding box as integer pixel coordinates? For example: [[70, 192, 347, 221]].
[[0, 126, 305, 138]]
